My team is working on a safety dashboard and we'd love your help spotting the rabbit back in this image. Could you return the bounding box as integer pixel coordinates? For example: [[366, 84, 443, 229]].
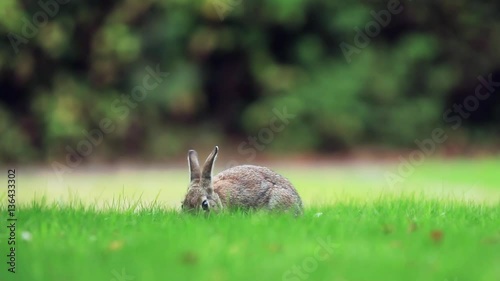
[[213, 165, 303, 214]]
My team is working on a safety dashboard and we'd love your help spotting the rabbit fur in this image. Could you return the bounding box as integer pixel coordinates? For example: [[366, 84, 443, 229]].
[[182, 146, 303, 215]]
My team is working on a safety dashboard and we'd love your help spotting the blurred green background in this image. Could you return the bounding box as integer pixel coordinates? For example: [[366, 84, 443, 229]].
[[1, 0, 499, 164]]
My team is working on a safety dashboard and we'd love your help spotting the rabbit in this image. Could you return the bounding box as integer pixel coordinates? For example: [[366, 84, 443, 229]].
[[181, 146, 303, 215]]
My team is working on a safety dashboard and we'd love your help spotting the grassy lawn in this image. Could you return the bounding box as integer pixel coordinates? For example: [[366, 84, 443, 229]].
[[1, 158, 499, 281]]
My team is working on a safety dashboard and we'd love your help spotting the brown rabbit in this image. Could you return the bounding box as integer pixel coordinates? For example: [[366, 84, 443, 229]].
[[182, 146, 303, 215]]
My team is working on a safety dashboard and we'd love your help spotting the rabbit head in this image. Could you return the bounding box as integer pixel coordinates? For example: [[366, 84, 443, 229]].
[[182, 146, 223, 213]]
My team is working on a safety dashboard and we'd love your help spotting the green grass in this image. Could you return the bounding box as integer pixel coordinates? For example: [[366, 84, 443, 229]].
[[1, 159, 500, 281], [3, 199, 500, 281]]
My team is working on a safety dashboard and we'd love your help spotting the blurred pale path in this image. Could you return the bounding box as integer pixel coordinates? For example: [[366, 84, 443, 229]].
[[6, 159, 499, 209]]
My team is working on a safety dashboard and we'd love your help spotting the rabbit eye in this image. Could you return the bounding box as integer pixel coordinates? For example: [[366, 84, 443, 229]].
[[201, 200, 209, 211]]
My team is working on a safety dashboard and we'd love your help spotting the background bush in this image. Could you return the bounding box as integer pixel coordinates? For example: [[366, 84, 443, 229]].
[[0, 0, 499, 163]]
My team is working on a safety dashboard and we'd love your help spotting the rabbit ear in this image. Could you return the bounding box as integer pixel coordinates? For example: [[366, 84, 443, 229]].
[[201, 146, 219, 192], [188, 150, 201, 183]]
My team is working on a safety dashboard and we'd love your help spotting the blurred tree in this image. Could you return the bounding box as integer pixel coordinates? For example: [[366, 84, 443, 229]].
[[0, 0, 499, 163]]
